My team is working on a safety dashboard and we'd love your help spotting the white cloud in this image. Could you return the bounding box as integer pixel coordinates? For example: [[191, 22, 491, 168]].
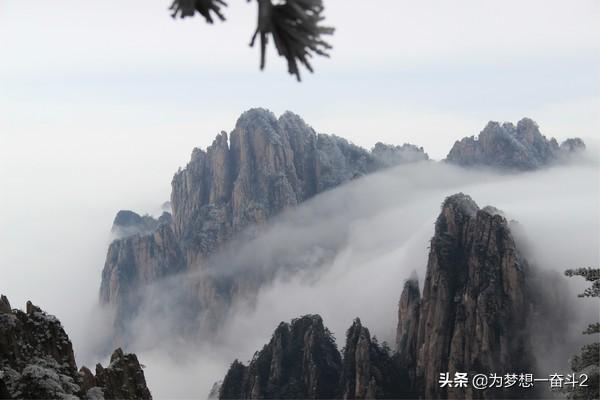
[[131, 160, 599, 398]]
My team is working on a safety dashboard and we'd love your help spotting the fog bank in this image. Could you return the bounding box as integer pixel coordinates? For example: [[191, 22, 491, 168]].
[[132, 159, 598, 398]]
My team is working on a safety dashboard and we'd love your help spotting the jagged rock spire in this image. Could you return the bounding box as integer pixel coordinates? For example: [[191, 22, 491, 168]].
[[219, 314, 341, 399], [396, 271, 420, 390], [405, 193, 537, 399]]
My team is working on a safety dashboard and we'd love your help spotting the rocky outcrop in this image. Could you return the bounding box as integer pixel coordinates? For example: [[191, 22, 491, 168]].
[[169, 110, 419, 266], [400, 194, 537, 399], [207, 381, 222, 399], [559, 137, 586, 153], [90, 348, 152, 400], [99, 223, 186, 322], [371, 143, 429, 167], [100, 108, 428, 335], [219, 315, 411, 400], [170, 110, 306, 266], [220, 361, 247, 400], [219, 193, 548, 399], [446, 118, 585, 170], [219, 315, 342, 399], [0, 295, 151, 399], [102, 209, 180, 321], [340, 319, 408, 399], [111, 210, 172, 239], [0, 295, 11, 314], [0, 298, 78, 399], [395, 274, 420, 389]]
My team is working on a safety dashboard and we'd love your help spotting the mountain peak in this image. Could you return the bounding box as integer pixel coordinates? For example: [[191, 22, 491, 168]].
[[446, 117, 585, 169], [396, 273, 420, 366], [234, 108, 278, 131], [100, 109, 429, 337], [441, 192, 478, 214], [220, 314, 341, 399], [416, 193, 536, 398], [0, 294, 11, 313], [516, 116, 539, 133]]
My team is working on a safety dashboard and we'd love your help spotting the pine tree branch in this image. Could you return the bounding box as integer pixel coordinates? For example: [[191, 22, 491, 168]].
[[565, 267, 600, 298], [583, 322, 600, 335], [170, 0, 227, 23]]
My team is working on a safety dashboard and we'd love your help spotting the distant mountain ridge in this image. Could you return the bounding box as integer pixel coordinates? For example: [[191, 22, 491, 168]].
[[99, 110, 585, 347], [100, 108, 429, 337], [446, 117, 584, 169]]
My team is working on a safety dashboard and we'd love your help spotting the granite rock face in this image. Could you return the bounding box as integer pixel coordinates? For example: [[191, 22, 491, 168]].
[[446, 118, 585, 170], [100, 109, 428, 335], [401, 194, 537, 399], [168, 109, 422, 265], [220, 193, 546, 399], [91, 348, 152, 400], [395, 274, 420, 389], [219, 315, 342, 399], [0, 295, 151, 400], [340, 319, 407, 399], [99, 223, 186, 323], [111, 210, 172, 239], [0, 299, 78, 399], [220, 315, 411, 400]]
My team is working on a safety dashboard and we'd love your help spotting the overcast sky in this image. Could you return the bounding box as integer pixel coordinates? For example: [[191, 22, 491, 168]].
[[1, 0, 599, 295], [1, 0, 599, 166]]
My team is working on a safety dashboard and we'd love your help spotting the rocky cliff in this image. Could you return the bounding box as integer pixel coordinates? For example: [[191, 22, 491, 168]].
[[81, 348, 152, 400], [446, 118, 585, 170], [100, 108, 428, 336], [220, 315, 342, 399], [395, 273, 420, 390], [220, 193, 546, 399], [403, 193, 537, 399], [219, 314, 413, 400], [0, 295, 151, 399], [169, 109, 427, 266], [100, 222, 186, 324], [111, 210, 172, 240], [340, 319, 408, 399]]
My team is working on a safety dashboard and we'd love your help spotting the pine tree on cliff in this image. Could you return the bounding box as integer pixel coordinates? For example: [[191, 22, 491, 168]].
[[169, 0, 334, 81], [564, 267, 599, 400]]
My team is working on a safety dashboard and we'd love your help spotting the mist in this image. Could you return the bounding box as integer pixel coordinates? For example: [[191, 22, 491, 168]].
[[1, 132, 598, 398], [119, 157, 598, 398]]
